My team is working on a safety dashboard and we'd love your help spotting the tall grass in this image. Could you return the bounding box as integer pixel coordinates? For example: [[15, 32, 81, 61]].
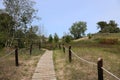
[[93, 33, 120, 40], [54, 37, 120, 80]]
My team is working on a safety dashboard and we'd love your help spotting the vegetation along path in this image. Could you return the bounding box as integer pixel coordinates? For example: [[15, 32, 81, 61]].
[[32, 50, 56, 80]]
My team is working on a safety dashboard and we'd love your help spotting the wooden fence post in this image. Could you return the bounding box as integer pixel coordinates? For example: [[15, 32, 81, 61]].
[[63, 44, 65, 53], [69, 46, 72, 62], [15, 46, 19, 66], [59, 43, 61, 49], [30, 44, 32, 55], [97, 58, 103, 80], [39, 42, 41, 50]]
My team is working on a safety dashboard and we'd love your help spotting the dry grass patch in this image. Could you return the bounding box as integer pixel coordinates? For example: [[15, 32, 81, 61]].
[[53, 49, 97, 80], [0, 48, 45, 80], [53, 49, 67, 80], [54, 39, 120, 80]]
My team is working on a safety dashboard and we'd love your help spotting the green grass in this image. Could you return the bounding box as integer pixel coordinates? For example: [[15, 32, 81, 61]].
[[54, 36, 120, 80]]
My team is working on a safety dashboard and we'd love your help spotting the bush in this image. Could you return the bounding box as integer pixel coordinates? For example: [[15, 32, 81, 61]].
[[87, 33, 92, 39], [62, 35, 73, 43]]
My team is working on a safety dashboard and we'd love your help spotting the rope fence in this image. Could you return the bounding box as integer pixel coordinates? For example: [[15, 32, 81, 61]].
[[60, 44, 120, 80], [71, 50, 97, 66], [102, 67, 120, 80], [0, 49, 15, 61]]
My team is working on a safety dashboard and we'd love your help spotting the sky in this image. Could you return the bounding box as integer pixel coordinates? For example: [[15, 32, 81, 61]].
[[0, 0, 120, 37]]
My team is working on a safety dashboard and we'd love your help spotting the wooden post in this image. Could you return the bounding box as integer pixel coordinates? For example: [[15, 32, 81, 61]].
[[69, 46, 72, 62], [97, 58, 103, 80], [59, 43, 61, 49], [15, 46, 19, 66], [30, 44, 32, 55], [39, 42, 41, 50], [63, 44, 65, 53]]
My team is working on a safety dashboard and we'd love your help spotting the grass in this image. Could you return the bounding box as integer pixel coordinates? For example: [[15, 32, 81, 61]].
[[54, 48, 75, 80], [53, 49, 66, 80], [0, 47, 45, 80], [92, 33, 120, 41], [54, 48, 98, 80], [54, 36, 120, 80]]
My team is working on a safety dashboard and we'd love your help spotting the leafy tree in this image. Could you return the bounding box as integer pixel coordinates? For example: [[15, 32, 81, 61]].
[[0, 13, 15, 47], [26, 26, 38, 42], [0, 13, 15, 37], [97, 20, 120, 33], [97, 21, 107, 32], [3, 0, 37, 38], [48, 34, 53, 43], [54, 33, 59, 43], [3, 0, 38, 47], [108, 20, 120, 33], [69, 21, 87, 39]]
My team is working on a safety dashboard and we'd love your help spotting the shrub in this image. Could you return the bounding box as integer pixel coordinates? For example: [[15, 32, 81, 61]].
[[87, 33, 92, 39], [62, 35, 73, 43]]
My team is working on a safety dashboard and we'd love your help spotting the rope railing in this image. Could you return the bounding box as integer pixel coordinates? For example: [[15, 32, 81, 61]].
[[60, 44, 120, 80], [62, 45, 97, 66], [0, 47, 19, 66], [71, 50, 97, 66], [0, 49, 15, 61], [102, 67, 120, 80], [71, 49, 120, 80]]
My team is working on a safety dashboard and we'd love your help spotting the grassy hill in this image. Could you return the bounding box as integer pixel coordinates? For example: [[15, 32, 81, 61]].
[[92, 33, 120, 41], [54, 33, 120, 80]]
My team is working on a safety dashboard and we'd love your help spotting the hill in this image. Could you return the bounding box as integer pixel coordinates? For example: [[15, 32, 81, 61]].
[[54, 33, 120, 80]]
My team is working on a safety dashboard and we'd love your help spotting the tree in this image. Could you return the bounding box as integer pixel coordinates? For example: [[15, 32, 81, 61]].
[[26, 26, 38, 42], [97, 21, 107, 33], [0, 13, 15, 47], [48, 34, 53, 43], [0, 13, 15, 35], [69, 21, 87, 39], [3, 0, 37, 47], [3, 0, 37, 37], [54, 33, 59, 43], [97, 20, 120, 33], [108, 20, 120, 33]]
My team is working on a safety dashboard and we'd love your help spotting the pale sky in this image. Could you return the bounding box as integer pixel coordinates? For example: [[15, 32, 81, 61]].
[[0, 0, 120, 37]]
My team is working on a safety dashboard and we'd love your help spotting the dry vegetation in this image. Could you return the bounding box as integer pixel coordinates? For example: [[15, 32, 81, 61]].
[[54, 33, 120, 80], [0, 47, 45, 80]]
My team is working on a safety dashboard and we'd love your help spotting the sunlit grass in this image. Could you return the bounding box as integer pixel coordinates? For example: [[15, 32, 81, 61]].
[[54, 38, 120, 80], [0, 47, 45, 80]]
